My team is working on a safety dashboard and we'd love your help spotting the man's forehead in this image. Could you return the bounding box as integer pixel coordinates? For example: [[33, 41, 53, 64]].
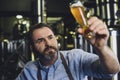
[[32, 27, 54, 38]]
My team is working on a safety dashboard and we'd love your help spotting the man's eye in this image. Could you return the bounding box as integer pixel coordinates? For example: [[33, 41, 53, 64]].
[[48, 35, 54, 39], [36, 39, 44, 43]]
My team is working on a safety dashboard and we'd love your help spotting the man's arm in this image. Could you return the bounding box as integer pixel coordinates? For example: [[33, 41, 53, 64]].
[[77, 16, 120, 74], [95, 45, 120, 74]]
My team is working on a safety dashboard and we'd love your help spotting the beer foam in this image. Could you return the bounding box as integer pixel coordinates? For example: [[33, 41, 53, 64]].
[[71, 1, 83, 7]]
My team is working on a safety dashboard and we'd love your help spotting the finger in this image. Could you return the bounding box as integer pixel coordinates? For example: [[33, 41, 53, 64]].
[[92, 22, 106, 33], [96, 22, 108, 34], [88, 17, 107, 33], [97, 28, 109, 37], [89, 20, 103, 33], [88, 17, 98, 25], [77, 28, 83, 34]]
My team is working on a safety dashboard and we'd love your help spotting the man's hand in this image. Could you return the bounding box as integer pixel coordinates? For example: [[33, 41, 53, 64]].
[[77, 17, 109, 50]]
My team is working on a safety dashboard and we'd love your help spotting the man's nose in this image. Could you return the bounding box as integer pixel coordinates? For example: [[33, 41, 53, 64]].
[[44, 39, 51, 46]]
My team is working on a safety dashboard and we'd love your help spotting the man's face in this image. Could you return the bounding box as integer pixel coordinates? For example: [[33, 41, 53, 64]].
[[32, 27, 58, 61]]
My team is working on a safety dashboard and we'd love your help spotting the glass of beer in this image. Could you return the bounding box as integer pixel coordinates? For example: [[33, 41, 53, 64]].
[[70, 1, 95, 39]]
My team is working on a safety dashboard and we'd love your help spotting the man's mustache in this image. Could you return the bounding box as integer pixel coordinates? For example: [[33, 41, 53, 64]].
[[44, 45, 57, 52]]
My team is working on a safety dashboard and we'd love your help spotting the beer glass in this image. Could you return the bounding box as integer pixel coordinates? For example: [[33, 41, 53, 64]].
[[70, 1, 95, 39]]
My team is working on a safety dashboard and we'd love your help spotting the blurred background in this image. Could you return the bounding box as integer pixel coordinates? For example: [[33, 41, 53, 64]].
[[0, 0, 120, 80]]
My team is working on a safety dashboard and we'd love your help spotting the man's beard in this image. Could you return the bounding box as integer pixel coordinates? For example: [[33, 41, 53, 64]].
[[42, 51, 57, 61], [34, 45, 58, 62], [43, 46, 58, 60]]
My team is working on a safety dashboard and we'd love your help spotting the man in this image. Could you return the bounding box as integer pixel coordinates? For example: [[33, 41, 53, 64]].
[[16, 17, 120, 80]]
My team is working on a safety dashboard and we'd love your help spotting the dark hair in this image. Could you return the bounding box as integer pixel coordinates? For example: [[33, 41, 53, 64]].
[[28, 23, 53, 45]]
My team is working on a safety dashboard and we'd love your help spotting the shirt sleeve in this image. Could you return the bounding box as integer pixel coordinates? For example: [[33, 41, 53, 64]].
[[80, 49, 114, 78], [65, 49, 114, 79], [82, 52, 114, 78], [15, 61, 38, 80]]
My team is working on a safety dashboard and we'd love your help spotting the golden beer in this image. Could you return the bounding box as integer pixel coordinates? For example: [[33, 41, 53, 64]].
[[70, 1, 94, 39]]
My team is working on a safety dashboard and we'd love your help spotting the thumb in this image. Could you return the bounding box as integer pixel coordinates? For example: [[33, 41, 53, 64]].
[[77, 28, 83, 35]]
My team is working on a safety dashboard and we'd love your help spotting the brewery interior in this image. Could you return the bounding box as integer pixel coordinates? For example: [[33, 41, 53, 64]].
[[0, 0, 120, 80]]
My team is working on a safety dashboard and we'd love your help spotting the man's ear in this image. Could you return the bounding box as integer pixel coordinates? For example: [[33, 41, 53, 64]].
[[29, 45, 36, 55], [30, 45, 35, 61], [30, 45, 33, 51]]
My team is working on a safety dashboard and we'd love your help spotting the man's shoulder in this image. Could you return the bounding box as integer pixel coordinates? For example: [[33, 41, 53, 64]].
[[24, 60, 38, 70], [59, 49, 85, 58], [60, 49, 84, 54]]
